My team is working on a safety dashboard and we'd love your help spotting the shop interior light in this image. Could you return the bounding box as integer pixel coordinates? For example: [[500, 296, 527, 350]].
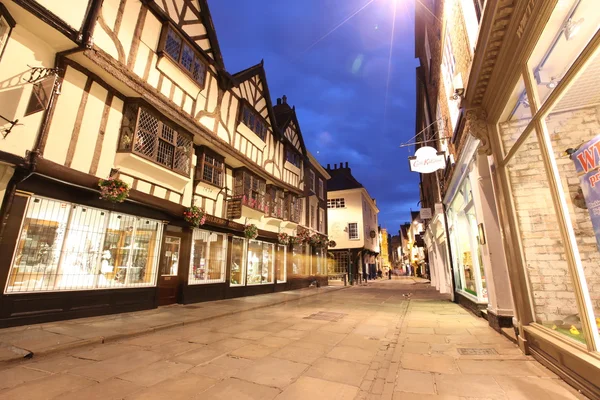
[[564, 17, 584, 41], [546, 78, 559, 89]]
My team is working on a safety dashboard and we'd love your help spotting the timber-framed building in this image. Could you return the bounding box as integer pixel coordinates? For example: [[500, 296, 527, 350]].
[[0, 0, 328, 327]]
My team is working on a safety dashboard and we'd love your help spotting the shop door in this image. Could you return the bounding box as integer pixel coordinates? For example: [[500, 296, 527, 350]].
[[158, 236, 181, 306]]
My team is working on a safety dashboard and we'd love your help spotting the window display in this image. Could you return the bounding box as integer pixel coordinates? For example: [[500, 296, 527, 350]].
[[276, 244, 287, 282], [291, 243, 310, 275], [6, 197, 162, 293], [246, 240, 274, 285], [189, 229, 227, 284], [230, 237, 245, 286]]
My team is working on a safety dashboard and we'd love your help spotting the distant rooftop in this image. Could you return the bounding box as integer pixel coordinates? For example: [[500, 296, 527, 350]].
[[325, 162, 364, 191]]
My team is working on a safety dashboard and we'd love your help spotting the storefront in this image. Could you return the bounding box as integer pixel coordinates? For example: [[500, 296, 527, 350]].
[[424, 211, 453, 295], [488, 1, 600, 394]]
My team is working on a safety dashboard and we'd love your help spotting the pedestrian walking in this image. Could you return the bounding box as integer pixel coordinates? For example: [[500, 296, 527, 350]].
[[377, 269, 383, 279], [388, 268, 392, 279]]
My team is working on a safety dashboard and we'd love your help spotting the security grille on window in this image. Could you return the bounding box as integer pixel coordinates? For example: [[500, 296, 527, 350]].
[[5, 197, 163, 293], [118, 105, 193, 175], [161, 25, 206, 87], [197, 148, 224, 187], [241, 104, 267, 141], [348, 223, 359, 240], [234, 169, 266, 212], [318, 179, 324, 199], [327, 198, 345, 208]]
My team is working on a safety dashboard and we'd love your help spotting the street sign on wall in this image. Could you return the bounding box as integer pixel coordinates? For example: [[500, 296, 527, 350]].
[[409, 146, 446, 174], [420, 208, 432, 219]]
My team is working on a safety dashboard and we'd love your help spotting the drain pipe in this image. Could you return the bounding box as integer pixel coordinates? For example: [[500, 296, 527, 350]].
[[0, 0, 103, 242]]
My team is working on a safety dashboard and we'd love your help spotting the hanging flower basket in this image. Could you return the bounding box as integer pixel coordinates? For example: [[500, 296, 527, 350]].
[[278, 232, 289, 245], [288, 235, 300, 246], [184, 206, 207, 227], [244, 224, 259, 240], [328, 240, 337, 248], [98, 177, 130, 203], [309, 234, 321, 247], [297, 227, 311, 244]]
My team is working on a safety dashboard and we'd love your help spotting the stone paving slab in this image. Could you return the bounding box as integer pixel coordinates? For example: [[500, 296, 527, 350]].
[[0, 286, 345, 365], [0, 278, 590, 400]]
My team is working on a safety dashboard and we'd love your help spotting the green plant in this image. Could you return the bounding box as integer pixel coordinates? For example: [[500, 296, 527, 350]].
[[184, 206, 207, 227], [244, 224, 258, 240], [98, 177, 130, 203]]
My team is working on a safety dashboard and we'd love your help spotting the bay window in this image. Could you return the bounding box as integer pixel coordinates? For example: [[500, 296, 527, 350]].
[[267, 185, 285, 219], [196, 147, 224, 187], [285, 193, 302, 223], [234, 169, 266, 212], [241, 104, 267, 141]]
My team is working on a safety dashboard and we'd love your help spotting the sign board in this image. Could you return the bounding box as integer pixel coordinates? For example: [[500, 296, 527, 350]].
[[571, 135, 600, 252], [435, 203, 444, 215], [409, 146, 446, 174], [226, 198, 242, 220], [420, 208, 432, 219]]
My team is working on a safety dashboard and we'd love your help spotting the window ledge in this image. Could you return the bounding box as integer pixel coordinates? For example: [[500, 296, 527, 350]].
[[114, 152, 190, 192], [156, 55, 203, 98], [237, 123, 267, 150], [284, 161, 301, 175]]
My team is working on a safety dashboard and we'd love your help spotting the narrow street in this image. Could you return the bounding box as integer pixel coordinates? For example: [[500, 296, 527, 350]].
[[0, 279, 585, 400]]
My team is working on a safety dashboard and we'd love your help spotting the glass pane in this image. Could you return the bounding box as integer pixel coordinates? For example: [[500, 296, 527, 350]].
[[181, 44, 194, 71], [230, 237, 245, 286], [262, 242, 274, 283], [292, 243, 304, 275], [276, 244, 286, 282], [528, 0, 600, 106], [190, 230, 226, 284], [468, 209, 487, 300], [544, 48, 600, 344], [247, 240, 263, 285], [127, 219, 160, 286], [6, 197, 70, 293], [507, 130, 587, 344], [498, 76, 533, 159], [161, 237, 180, 276], [165, 28, 182, 60]]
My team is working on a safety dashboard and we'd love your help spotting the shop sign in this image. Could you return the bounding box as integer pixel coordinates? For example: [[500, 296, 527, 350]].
[[420, 208, 432, 219], [409, 146, 446, 174], [572, 135, 600, 251], [435, 203, 444, 215], [226, 197, 242, 220]]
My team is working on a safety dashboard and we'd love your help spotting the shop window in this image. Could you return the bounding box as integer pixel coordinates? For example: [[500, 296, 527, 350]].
[[118, 104, 193, 176], [327, 198, 345, 209], [266, 185, 285, 219], [246, 240, 274, 285], [0, 4, 15, 61], [318, 179, 324, 199], [286, 147, 301, 168], [276, 244, 287, 283], [241, 104, 267, 141], [348, 223, 359, 240], [291, 243, 310, 275], [284, 193, 302, 223], [507, 131, 587, 344], [234, 169, 266, 212], [6, 197, 162, 293], [310, 205, 316, 229], [329, 251, 348, 275], [230, 237, 246, 286], [159, 25, 206, 87], [527, 0, 599, 107], [189, 229, 227, 285], [196, 147, 224, 187]]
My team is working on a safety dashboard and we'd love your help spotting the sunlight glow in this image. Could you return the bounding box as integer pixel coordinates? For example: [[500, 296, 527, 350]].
[[383, 0, 399, 127]]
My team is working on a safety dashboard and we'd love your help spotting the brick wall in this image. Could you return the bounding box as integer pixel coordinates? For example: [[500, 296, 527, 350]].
[[500, 105, 600, 327]]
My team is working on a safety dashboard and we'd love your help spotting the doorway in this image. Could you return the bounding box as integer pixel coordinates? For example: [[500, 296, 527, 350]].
[[158, 235, 181, 306]]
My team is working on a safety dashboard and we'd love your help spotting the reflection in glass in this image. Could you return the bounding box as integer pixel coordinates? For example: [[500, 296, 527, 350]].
[[230, 237, 245, 286], [498, 76, 532, 157], [161, 237, 180, 276], [276, 244, 287, 282], [189, 229, 227, 284], [246, 241, 274, 285]]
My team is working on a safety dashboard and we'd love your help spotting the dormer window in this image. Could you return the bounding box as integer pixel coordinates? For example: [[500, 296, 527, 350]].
[[241, 104, 267, 141], [160, 25, 207, 87]]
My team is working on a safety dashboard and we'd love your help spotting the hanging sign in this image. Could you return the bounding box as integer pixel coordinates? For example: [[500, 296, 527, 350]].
[[571, 135, 600, 251], [420, 208, 432, 219], [409, 146, 446, 174], [435, 203, 444, 215]]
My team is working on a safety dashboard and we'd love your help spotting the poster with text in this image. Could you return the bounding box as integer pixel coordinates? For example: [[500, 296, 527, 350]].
[[572, 134, 600, 252]]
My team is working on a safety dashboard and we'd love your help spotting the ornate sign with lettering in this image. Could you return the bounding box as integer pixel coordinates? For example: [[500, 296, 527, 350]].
[[226, 197, 242, 220], [409, 146, 446, 174]]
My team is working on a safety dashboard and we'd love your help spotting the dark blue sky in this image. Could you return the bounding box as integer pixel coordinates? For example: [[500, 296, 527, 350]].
[[208, 0, 420, 233]]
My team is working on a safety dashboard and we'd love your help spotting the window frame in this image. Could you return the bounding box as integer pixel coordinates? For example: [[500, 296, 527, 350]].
[[285, 193, 302, 223], [348, 222, 359, 240], [234, 169, 267, 213], [240, 102, 268, 141], [0, 4, 15, 62], [327, 198, 346, 209], [318, 178, 324, 199], [308, 170, 316, 193], [285, 146, 302, 168], [158, 22, 207, 88], [266, 185, 285, 219], [188, 228, 228, 285], [118, 104, 193, 176], [196, 146, 225, 188]]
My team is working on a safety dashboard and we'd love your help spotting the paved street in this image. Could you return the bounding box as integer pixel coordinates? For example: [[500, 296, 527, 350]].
[[0, 279, 587, 400]]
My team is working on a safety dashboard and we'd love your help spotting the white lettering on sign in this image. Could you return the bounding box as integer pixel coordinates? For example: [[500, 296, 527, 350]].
[[409, 146, 446, 173], [420, 208, 432, 219]]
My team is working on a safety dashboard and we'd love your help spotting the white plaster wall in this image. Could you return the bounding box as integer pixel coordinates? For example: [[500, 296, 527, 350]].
[[327, 189, 364, 249], [35, 0, 89, 30]]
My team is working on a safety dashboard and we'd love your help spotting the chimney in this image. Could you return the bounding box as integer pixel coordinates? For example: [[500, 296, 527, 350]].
[[282, 95, 287, 104], [327, 164, 331, 169], [334, 163, 337, 169], [340, 161, 344, 169], [345, 162, 348, 168], [277, 98, 282, 105]]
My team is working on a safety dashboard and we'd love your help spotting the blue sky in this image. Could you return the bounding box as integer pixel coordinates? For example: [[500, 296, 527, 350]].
[[208, 0, 420, 233]]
